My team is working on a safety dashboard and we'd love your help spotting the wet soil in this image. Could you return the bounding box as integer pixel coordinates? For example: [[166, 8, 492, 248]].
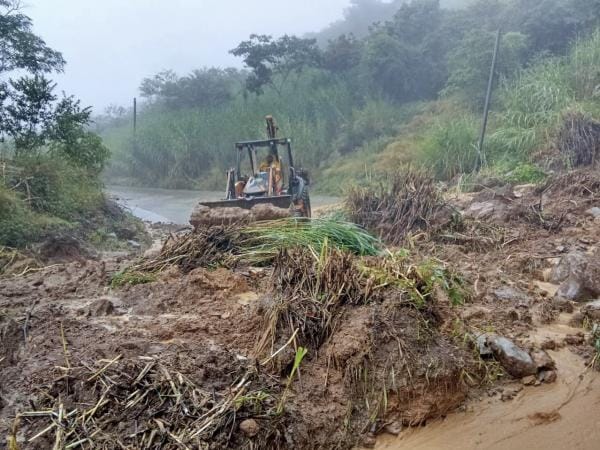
[[3, 170, 600, 449]]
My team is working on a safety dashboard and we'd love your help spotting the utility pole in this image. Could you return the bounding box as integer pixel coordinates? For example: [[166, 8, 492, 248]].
[[133, 97, 137, 135], [477, 29, 501, 169]]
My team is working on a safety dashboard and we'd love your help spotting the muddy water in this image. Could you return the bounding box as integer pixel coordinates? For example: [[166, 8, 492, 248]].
[[376, 318, 600, 450], [106, 185, 339, 225]]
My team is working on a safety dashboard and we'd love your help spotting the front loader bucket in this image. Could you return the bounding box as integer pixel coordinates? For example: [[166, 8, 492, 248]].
[[190, 195, 294, 227]]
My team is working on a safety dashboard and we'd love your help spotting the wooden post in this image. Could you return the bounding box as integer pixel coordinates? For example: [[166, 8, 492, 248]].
[[477, 29, 501, 169]]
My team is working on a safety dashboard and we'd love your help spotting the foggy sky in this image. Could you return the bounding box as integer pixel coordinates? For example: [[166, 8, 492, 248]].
[[25, 0, 352, 112]]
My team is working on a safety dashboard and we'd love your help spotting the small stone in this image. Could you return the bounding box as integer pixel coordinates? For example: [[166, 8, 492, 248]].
[[522, 375, 537, 385], [569, 312, 585, 327], [552, 296, 574, 313], [539, 370, 557, 383], [541, 339, 557, 351], [239, 419, 260, 437], [581, 299, 600, 320], [531, 349, 556, 371], [383, 422, 402, 436], [362, 434, 377, 448], [585, 207, 600, 219], [476, 333, 493, 357], [493, 286, 530, 304], [127, 240, 141, 249]]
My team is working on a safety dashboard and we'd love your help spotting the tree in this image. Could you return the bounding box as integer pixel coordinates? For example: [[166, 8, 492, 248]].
[[322, 34, 363, 74], [0, 0, 65, 73], [139, 68, 242, 108], [230, 34, 321, 95], [444, 30, 529, 107], [2, 75, 57, 153], [0, 1, 109, 172], [362, 0, 447, 102]]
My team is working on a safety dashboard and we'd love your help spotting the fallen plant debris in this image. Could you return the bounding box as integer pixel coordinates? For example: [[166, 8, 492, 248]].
[[555, 110, 600, 168], [256, 244, 468, 371], [17, 356, 286, 449], [346, 170, 444, 245], [114, 218, 381, 285]]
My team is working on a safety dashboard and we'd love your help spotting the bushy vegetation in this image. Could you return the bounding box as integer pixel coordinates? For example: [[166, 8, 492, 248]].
[[100, 0, 600, 193], [0, 1, 114, 248]]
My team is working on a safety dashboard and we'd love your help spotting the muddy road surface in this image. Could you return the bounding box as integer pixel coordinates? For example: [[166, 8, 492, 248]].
[[107, 185, 340, 224], [3, 170, 600, 449]]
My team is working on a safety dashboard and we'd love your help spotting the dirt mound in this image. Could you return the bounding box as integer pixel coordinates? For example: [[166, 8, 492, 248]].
[[253, 246, 475, 447], [191, 204, 291, 227]]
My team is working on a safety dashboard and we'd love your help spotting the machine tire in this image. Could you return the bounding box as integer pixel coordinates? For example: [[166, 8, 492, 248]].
[[303, 189, 312, 218]]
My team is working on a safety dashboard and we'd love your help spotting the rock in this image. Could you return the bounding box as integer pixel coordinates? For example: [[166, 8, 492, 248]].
[[550, 251, 586, 284], [383, 422, 403, 436], [552, 296, 574, 313], [127, 240, 141, 249], [361, 434, 377, 448], [476, 334, 493, 357], [538, 370, 557, 383], [493, 286, 531, 305], [239, 419, 260, 437], [582, 299, 600, 320], [585, 207, 600, 218], [522, 375, 537, 385], [531, 349, 556, 371], [488, 335, 537, 378], [541, 339, 557, 351], [551, 249, 600, 302], [88, 299, 114, 317], [556, 278, 585, 301], [464, 200, 508, 222]]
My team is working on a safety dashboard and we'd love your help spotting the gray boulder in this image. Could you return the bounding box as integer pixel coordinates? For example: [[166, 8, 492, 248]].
[[487, 335, 537, 378], [552, 250, 600, 302]]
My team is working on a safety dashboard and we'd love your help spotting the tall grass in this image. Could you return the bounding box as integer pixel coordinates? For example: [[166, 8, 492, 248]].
[[418, 115, 480, 180]]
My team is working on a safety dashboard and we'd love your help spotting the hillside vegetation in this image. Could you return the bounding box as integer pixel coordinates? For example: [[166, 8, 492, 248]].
[[100, 0, 600, 193], [0, 1, 142, 249]]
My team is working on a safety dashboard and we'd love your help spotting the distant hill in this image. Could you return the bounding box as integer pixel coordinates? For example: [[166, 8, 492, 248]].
[[307, 0, 466, 45]]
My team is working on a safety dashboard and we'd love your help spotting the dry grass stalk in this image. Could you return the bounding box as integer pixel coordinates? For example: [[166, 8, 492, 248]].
[[21, 357, 284, 449], [346, 170, 443, 246], [555, 111, 600, 168]]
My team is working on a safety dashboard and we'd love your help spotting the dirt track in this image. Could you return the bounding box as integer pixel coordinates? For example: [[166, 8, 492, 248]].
[[3, 170, 600, 449]]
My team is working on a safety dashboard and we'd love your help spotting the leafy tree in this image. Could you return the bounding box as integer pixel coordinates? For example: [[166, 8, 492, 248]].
[[2, 75, 57, 153], [362, 0, 447, 102], [0, 1, 108, 172], [140, 68, 242, 108], [444, 30, 529, 107], [230, 34, 321, 95], [50, 96, 109, 173], [322, 34, 363, 74], [0, 0, 65, 73]]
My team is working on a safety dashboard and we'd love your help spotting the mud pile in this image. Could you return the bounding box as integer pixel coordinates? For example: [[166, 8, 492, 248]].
[[3, 168, 600, 449]]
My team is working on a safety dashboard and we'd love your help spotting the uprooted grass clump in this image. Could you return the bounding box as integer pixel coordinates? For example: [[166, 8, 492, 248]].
[[553, 111, 600, 168], [17, 356, 286, 450], [346, 170, 444, 245], [257, 244, 468, 369], [114, 218, 381, 286]]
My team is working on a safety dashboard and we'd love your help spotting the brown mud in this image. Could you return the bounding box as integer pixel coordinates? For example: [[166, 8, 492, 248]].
[[3, 169, 600, 449]]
